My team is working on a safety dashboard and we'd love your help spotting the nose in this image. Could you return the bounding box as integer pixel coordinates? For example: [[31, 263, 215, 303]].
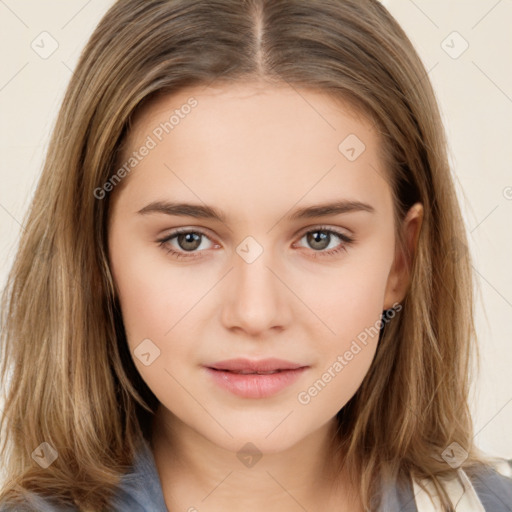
[[220, 247, 292, 337]]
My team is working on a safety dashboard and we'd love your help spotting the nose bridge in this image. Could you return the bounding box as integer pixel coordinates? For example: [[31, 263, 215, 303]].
[[220, 237, 290, 334]]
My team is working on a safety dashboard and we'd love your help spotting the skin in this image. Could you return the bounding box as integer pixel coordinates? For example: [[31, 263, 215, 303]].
[[108, 80, 423, 512]]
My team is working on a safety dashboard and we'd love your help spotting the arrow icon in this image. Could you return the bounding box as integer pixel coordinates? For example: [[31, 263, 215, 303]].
[[441, 441, 468, 468], [339, 134, 365, 161], [237, 442, 263, 467], [441, 31, 468, 59], [31, 31, 59, 59], [236, 236, 263, 264], [31, 442, 58, 468], [134, 339, 161, 366]]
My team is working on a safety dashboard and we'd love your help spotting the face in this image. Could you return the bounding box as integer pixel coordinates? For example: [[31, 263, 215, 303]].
[[108, 81, 420, 454]]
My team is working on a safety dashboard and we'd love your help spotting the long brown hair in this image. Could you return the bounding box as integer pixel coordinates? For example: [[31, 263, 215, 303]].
[[0, 0, 496, 509]]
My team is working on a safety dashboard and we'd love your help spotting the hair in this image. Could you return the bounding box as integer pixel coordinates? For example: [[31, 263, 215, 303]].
[[0, 0, 501, 510]]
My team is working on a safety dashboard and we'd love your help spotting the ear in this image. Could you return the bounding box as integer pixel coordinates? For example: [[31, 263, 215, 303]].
[[383, 202, 423, 309]]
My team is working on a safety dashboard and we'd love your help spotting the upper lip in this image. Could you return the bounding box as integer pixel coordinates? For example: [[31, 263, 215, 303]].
[[207, 358, 306, 372]]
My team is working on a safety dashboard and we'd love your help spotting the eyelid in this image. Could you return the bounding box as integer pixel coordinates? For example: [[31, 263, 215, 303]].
[[294, 224, 353, 239], [157, 224, 354, 258], [157, 225, 351, 244], [292, 225, 354, 254], [157, 227, 219, 251], [157, 226, 217, 242]]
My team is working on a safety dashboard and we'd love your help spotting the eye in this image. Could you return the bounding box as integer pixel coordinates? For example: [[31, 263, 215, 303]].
[[157, 226, 354, 261], [157, 228, 216, 259], [295, 227, 354, 257]]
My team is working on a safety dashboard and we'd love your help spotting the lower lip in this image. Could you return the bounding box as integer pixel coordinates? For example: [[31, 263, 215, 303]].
[[204, 367, 308, 398]]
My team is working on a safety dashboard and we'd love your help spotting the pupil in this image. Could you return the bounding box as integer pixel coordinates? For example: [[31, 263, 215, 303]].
[[308, 231, 329, 250], [178, 233, 201, 251]]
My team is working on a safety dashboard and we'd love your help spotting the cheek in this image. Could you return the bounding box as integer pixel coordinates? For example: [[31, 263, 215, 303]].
[[293, 239, 394, 409], [295, 273, 386, 416], [295, 343, 376, 421], [110, 233, 212, 343], [109, 241, 203, 409], [299, 249, 393, 345]]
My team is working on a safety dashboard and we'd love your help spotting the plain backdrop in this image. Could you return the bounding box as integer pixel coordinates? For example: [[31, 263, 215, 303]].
[[1, 0, 511, 460]]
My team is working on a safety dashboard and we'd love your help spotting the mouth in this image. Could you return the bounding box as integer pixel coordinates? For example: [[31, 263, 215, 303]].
[[204, 358, 309, 398], [211, 369, 286, 375], [207, 357, 305, 373]]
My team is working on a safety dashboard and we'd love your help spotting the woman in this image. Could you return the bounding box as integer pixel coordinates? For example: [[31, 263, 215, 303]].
[[1, 0, 511, 510]]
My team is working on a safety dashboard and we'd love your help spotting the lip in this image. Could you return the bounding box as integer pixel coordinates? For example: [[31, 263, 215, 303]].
[[204, 358, 309, 399], [207, 357, 305, 372]]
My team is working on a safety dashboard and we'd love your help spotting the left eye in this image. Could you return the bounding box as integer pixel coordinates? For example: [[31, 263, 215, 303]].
[[295, 229, 352, 252], [159, 230, 214, 254]]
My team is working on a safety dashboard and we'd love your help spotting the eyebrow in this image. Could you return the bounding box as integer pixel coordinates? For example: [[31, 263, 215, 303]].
[[137, 199, 375, 222]]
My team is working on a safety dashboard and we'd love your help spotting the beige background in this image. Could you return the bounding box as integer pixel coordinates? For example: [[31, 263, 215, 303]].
[[1, 1, 511, 459]]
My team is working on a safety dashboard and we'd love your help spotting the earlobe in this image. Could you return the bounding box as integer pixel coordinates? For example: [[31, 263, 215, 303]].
[[383, 202, 424, 309]]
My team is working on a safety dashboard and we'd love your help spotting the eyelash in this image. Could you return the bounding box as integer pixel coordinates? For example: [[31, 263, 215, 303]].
[[157, 226, 354, 260]]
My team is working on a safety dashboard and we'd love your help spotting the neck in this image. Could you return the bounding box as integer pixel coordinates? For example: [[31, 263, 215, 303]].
[[150, 406, 362, 512]]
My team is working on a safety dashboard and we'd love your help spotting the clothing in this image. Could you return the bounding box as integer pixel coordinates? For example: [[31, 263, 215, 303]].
[[1, 439, 511, 511]]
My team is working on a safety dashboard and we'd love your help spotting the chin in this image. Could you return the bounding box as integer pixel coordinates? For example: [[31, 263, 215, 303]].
[[201, 420, 310, 456]]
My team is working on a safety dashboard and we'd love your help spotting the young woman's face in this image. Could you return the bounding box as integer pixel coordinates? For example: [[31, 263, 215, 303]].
[[108, 81, 416, 454]]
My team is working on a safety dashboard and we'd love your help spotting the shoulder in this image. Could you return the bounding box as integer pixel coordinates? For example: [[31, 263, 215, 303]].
[[467, 460, 512, 510], [0, 439, 167, 512], [0, 493, 75, 511], [411, 460, 512, 512], [109, 438, 168, 512]]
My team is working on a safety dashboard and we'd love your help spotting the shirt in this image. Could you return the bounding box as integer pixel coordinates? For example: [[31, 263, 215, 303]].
[[1, 438, 512, 511]]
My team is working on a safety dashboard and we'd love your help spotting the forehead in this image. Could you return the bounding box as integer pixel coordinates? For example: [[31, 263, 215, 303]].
[[128, 80, 373, 148], [113, 81, 391, 218]]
